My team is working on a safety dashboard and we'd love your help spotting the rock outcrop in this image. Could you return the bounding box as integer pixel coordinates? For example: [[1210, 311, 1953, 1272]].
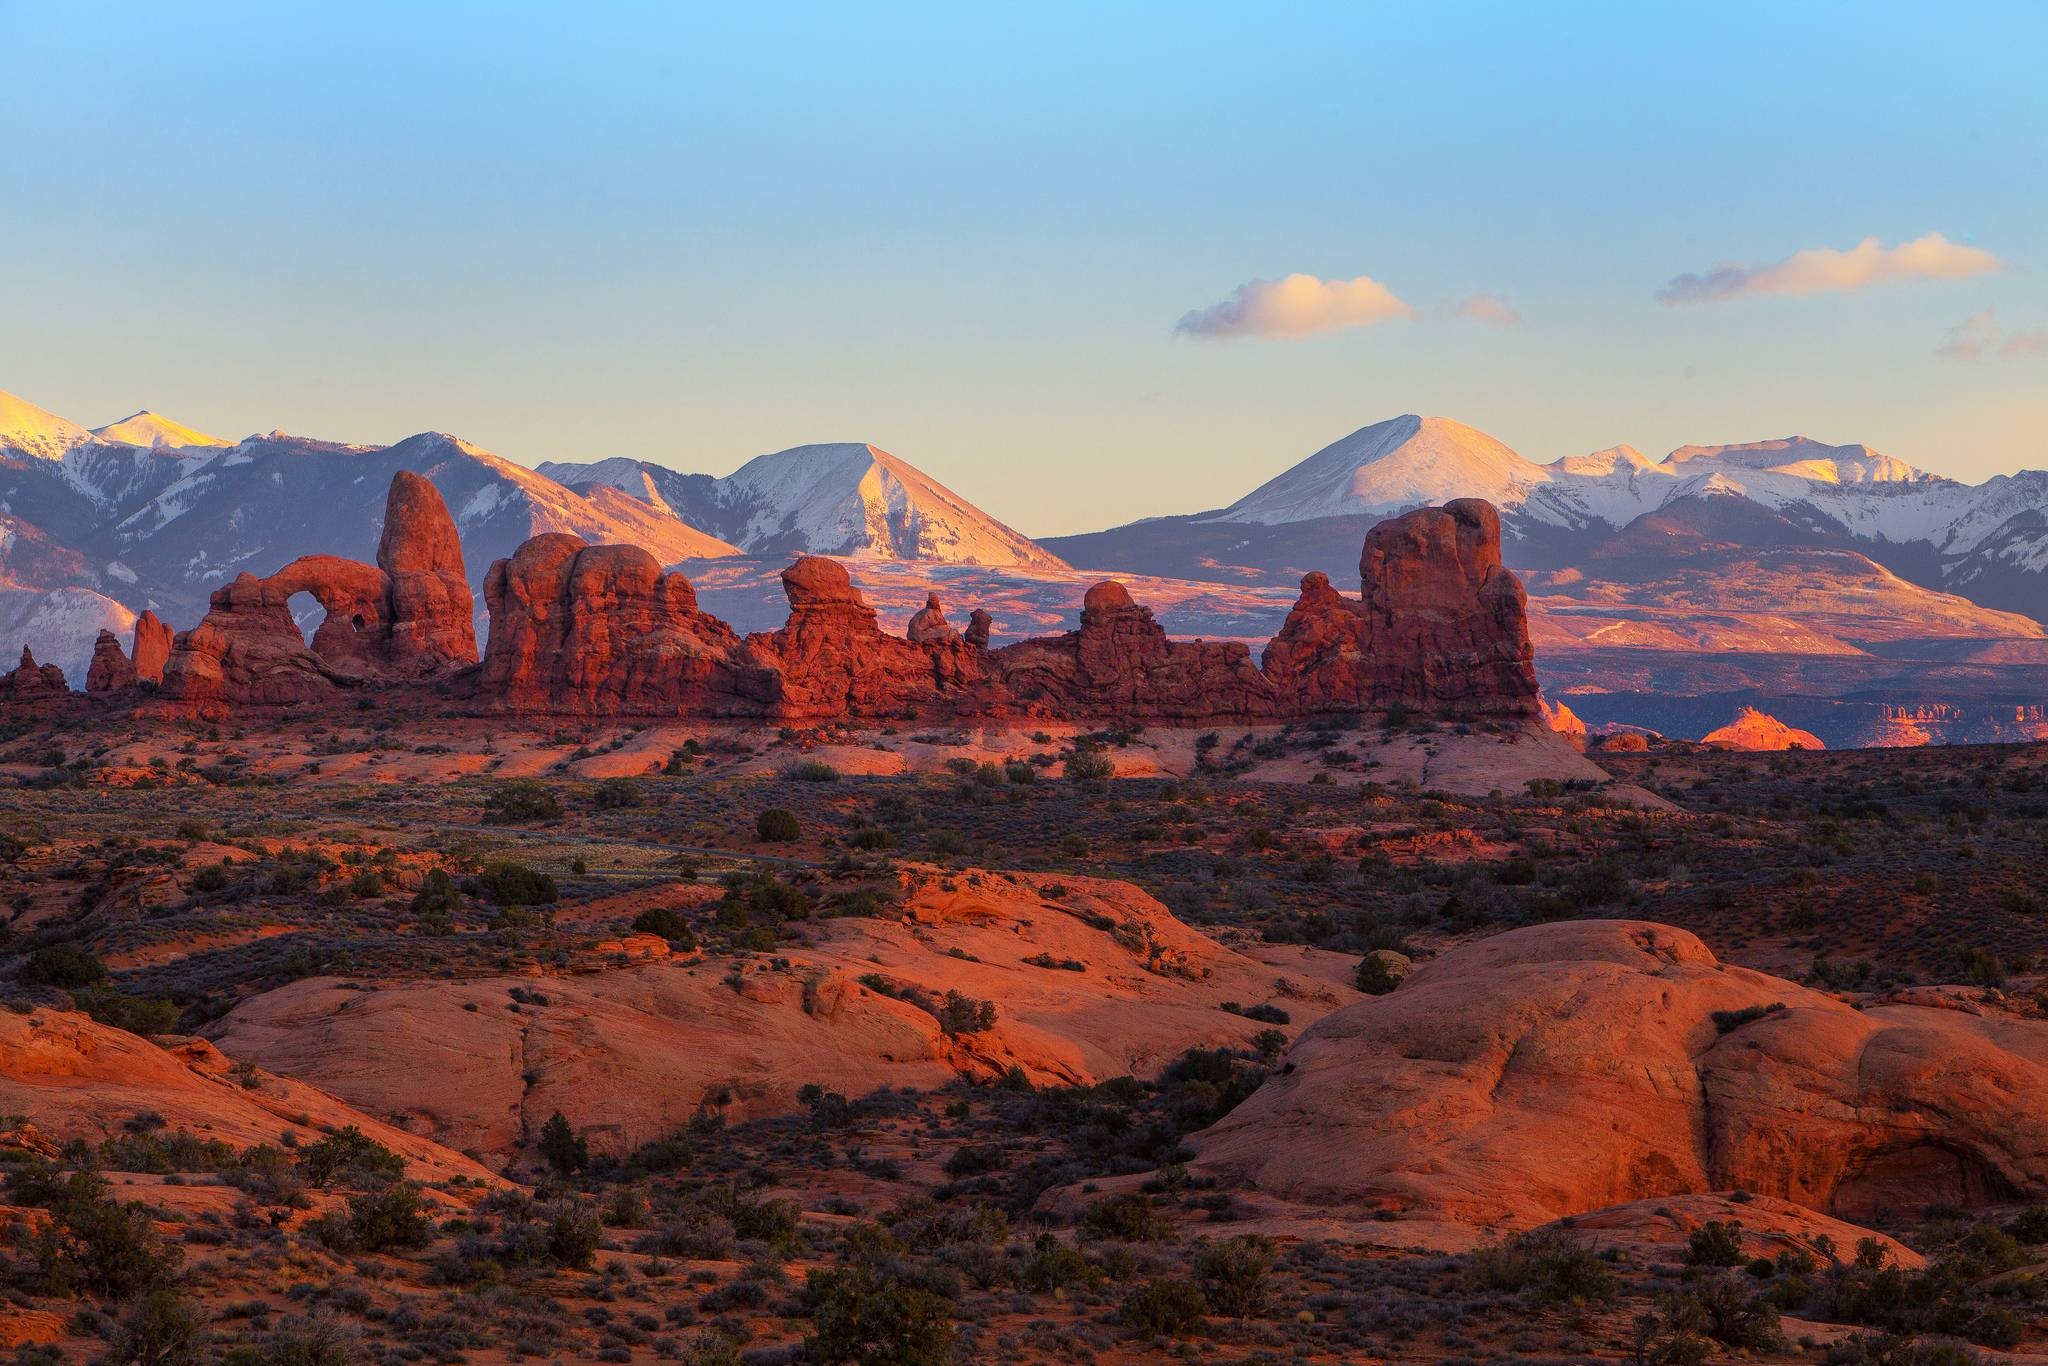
[[1186, 920, 2048, 1237], [906, 592, 958, 644], [479, 535, 766, 715], [1703, 705, 1825, 751], [85, 630, 137, 694], [131, 610, 173, 685], [161, 474, 477, 707], [0, 648, 69, 699]]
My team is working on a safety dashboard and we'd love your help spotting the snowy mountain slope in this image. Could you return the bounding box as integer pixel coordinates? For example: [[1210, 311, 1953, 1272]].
[[542, 443, 1066, 568], [0, 585, 135, 688], [0, 390, 94, 462]]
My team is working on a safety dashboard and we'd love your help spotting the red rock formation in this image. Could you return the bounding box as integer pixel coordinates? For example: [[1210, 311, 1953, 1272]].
[[131, 611, 173, 685], [161, 473, 478, 707], [85, 630, 137, 694], [906, 592, 958, 644], [147, 486, 1540, 726], [377, 470, 477, 673], [743, 557, 988, 720], [1352, 497, 1538, 712], [479, 534, 767, 715], [994, 579, 1273, 721], [0, 648, 69, 699]]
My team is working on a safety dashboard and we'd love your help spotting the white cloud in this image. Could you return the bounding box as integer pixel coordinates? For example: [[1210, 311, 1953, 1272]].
[[1175, 272, 1414, 340], [1938, 308, 2048, 362], [1659, 232, 2005, 306], [1454, 293, 1520, 326]]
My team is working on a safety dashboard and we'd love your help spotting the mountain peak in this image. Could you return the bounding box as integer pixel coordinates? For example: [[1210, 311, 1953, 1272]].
[[1212, 414, 1547, 525], [91, 410, 230, 450]]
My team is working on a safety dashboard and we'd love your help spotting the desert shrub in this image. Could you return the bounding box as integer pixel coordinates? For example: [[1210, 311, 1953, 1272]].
[[539, 1111, 589, 1173], [15, 1165, 183, 1298], [1711, 1004, 1785, 1034], [850, 826, 896, 850], [1687, 1218, 1748, 1267], [631, 904, 698, 949], [803, 1263, 954, 1364], [1119, 1276, 1206, 1335], [1021, 1234, 1099, 1293], [756, 808, 801, 842], [943, 1145, 1007, 1178], [476, 861, 558, 906], [313, 1181, 432, 1253], [482, 780, 562, 824], [934, 990, 995, 1035], [1080, 1192, 1167, 1242], [1193, 1234, 1273, 1317], [221, 1314, 365, 1366], [108, 1287, 204, 1365], [1063, 747, 1114, 783], [298, 1126, 405, 1188], [1354, 954, 1401, 995], [18, 942, 107, 988], [593, 777, 643, 809], [2005, 1205, 2048, 1244], [783, 760, 840, 783], [1465, 1229, 1617, 1305], [72, 989, 181, 1038]]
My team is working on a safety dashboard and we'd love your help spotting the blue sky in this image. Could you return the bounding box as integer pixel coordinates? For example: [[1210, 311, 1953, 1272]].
[[5, 1, 2045, 533]]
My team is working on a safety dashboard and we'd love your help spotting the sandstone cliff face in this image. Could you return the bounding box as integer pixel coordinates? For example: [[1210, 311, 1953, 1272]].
[[160, 473, 477, 707], [1188, 920, 2048, 1233]]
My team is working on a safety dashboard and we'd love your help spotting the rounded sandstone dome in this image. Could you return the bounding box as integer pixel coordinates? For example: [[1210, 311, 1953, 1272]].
[[1082, 580, 1134, 613]]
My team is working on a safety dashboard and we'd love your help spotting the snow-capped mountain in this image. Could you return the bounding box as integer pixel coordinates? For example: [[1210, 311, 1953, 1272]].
[[1049, 415, 2048, 625], [1214, 415, 1551, 525], [540, 442, 1066, 568]]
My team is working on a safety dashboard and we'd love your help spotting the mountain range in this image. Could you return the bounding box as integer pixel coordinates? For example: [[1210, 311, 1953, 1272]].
[[3, 389, 2044, 745], [1046, 414, 2048, 624]]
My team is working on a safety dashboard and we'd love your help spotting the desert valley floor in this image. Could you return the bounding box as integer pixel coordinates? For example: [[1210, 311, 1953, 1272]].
[[3, 706, 2048, 1363]]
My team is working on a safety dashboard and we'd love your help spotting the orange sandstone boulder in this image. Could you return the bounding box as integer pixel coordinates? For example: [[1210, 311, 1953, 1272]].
[[1188, 920, 2048, 1235], [1704, 705, 1825, 751]]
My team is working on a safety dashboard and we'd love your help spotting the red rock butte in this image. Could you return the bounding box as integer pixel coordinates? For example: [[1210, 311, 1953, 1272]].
[[57, 478, 1540, 725]]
